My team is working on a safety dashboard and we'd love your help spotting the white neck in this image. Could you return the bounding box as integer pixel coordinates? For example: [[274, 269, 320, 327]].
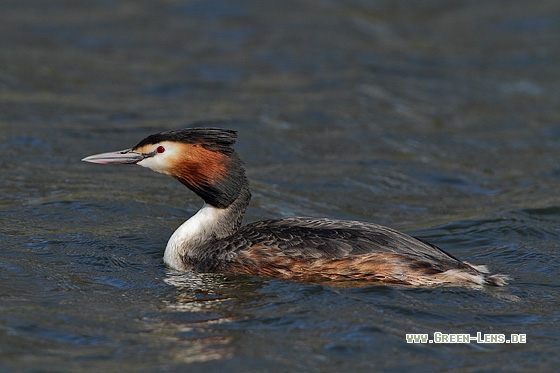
[[163, 204, 234, 270], [163, 185, 251, 271]]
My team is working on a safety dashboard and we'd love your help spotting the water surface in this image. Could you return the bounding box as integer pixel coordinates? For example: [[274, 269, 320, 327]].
[[1, 0, 559, 371]]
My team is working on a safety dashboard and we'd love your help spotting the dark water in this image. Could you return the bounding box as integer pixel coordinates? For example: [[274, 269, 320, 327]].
[[1, 0, 559, 371]]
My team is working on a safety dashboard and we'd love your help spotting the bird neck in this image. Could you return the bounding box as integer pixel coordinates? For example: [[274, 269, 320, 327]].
[[163, 184, 251, 270], [173, 151, 247, 209]]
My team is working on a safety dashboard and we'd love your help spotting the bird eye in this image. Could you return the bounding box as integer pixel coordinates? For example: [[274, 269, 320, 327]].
[[156, 146, 165, 154]]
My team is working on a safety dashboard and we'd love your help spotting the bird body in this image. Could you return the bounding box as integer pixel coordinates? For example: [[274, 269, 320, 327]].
[[82, 128, 508, 288]]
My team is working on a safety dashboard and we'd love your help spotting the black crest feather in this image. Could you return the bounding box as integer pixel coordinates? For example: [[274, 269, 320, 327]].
[[133, 128, 237, 153]]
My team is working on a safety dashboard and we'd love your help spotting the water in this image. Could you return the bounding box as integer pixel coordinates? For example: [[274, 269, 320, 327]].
[[1, 0, 559, 371]]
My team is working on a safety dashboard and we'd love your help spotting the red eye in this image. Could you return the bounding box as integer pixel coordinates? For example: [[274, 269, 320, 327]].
[[156, 146, 165, 154]]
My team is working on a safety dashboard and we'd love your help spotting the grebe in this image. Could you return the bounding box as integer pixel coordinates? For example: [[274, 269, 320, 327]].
[[82, 128, 508, 288]]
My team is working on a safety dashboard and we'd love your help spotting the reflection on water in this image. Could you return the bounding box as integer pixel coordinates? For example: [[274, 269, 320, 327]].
[[159, 271, 262, 364], [1, 0, 560, 371]]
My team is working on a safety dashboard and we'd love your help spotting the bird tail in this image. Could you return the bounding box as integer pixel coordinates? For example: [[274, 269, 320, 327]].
[[464, 263, 510, 286]]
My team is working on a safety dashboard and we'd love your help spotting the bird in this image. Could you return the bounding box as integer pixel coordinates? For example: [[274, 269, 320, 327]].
[[82, 128, 508, 288]]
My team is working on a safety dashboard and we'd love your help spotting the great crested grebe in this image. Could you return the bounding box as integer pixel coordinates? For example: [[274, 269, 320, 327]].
[[82, 128, 508, 288]]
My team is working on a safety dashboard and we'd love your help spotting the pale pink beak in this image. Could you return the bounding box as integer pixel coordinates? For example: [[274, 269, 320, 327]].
[[81, 149, 147, 164]]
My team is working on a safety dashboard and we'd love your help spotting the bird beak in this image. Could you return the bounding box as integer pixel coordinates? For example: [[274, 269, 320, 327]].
[[81, 149, 147, 164]]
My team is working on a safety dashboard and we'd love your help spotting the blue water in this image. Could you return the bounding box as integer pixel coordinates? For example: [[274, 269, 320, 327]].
[[1, 0, 559, 371]]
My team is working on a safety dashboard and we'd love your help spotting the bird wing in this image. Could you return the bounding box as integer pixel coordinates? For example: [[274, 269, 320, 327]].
[[211, 217, 468, 272]]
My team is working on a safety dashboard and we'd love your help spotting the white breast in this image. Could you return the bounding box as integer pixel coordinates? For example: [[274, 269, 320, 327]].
[[163, 204, 227, 270]]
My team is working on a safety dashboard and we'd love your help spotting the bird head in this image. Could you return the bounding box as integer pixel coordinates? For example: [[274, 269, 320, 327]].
[[82, 128, 246, 208]]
